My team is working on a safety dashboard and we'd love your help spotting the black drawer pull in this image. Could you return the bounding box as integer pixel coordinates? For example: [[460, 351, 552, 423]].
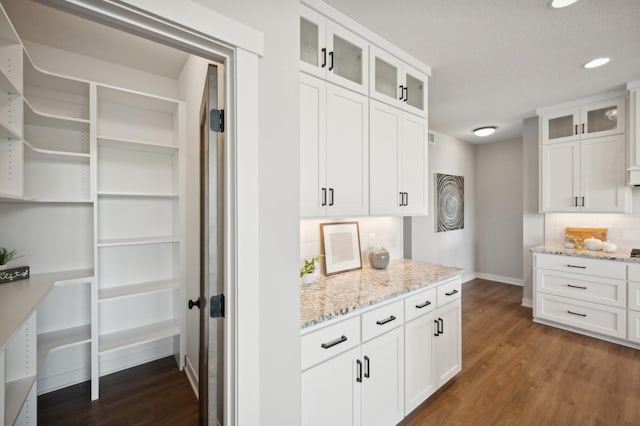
[[445, 289, 459, 296], [364, 355, 370, 378], [433, 319, 440, 336], [321, 335, 347, 349], [567, 310, 587, 317], [356, 359, 362, 383], [567, 284, 587, 290], [376, 315, 396, 325], [566, 264, 587, 269], [415, 301, 432, 309]]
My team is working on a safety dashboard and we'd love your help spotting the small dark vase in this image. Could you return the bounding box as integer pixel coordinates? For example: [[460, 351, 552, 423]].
[[369, 247, 390, 269]]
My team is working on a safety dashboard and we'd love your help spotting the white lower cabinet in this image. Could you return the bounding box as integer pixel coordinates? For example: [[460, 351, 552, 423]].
[[301, 277, 462, 425]]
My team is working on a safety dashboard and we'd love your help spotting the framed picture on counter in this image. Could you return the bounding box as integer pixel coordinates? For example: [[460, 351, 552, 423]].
[[320, 221, 362, 275]]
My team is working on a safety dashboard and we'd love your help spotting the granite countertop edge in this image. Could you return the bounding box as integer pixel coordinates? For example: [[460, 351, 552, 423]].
[[530, 245, 640, 263], [300, 265, 463, 329]]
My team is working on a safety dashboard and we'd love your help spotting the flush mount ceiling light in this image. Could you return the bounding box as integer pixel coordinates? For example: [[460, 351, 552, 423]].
[[583, 57, 610, 69], [473, 126, 496, 137], [551, 0, 580, 8]]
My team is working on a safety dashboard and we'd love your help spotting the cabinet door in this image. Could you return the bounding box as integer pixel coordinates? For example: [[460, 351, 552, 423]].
[[404, 312, 437, 415], [581, 97, 626, 140], [434, 300, 461, 387], [580, 135, 627, 212], [401, 114, 428, 216], [302, 347, 360, 426], [300, 6, 327, 80], [326, 84, 369, 217], [403, 65, 428, 119], [541, 141, 580, 212], [369, 46, 403, 108], [369, 100, 401, 216], [361, 328, 405, 426], [541, 109, 580, 144], [300, 74, 327, 217], [326, 21, 368, 95]]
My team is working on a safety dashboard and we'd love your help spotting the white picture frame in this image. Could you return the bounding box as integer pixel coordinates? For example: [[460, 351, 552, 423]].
[[320, 222, 362, 275]]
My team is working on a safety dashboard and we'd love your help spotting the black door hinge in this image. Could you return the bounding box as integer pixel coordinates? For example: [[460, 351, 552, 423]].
[[210, 293, 225, 318], [210, 109, 224, 133]]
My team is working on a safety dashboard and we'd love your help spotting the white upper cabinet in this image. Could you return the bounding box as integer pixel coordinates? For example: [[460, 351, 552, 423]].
[[541, 96, 626, 144], [300, 5, 368, 95], [369, 46, 428, 118], [627, 81, 640, 185]]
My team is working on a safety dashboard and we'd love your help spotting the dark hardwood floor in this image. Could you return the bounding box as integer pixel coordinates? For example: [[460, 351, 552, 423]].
[[402, 279, 640, 426], [39, 279, 640, 425], [38, 356, 198, 425]]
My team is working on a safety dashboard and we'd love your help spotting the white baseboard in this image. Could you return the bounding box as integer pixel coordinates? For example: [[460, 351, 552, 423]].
[[521, 298, 533, 308], [461, 273, 477, 284], [474, 272, 523, 286], [99, 339, 175, 376], [38, 366, 90, 395], [185, 355, 199, 398]]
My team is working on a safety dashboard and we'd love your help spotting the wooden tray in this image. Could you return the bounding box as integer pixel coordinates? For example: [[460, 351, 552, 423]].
[[565, 227, 607, 247]]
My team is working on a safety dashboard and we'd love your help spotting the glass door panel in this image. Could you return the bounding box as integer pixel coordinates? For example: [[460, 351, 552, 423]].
[[405, 73, 424, 112], [583, 98, 625, 139], [332, 34, 363, 85], [548, 114, 576, 140], [300, 17, 320, 67], [375, 57, 398, 100]]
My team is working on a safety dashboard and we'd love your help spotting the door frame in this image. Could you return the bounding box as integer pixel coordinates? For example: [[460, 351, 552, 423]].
[[37, 2, 264, 425]]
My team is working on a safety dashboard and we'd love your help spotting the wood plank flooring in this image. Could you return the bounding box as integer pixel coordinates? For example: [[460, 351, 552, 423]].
[[38, 279, 640, 425], [38, 356, 198, 425], [402, 279, 640, 426]]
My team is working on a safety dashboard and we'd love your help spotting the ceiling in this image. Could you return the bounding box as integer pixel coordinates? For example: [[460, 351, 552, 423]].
[[325, 0, 640, 143], [2, 0, 189, 79], [3, 0, 640, 144]]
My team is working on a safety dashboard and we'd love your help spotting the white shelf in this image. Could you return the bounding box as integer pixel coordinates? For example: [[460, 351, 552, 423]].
[[99, 279, 179, 301], [97, 236, 178, 247], [0, 66, 19, 94], [0, 191, 23, 201], [37, 324, 91, 369], [97, 191, 179, 198], [98, 319, 179, 354], [24, 98, 90, 131], [24, 140, 90, 160], [23, 49, 89, 96], [5, 375, 36, 426], [97, 84, 179, 113], [0, 116, 22, 139], [98, 136, 178, 152]]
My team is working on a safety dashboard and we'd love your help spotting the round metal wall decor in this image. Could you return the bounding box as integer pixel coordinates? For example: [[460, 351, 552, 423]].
[[436, 174, 464, 232]]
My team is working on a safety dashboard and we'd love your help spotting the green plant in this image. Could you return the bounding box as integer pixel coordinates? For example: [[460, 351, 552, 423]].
[[300, 255, 323, 277], [0, 247, 18, 265]]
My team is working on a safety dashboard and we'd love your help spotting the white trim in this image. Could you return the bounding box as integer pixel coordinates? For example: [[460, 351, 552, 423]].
[[184, 355, 199, 398], [521, 298, 533, 308], [302, 0, 430, 76], [535, 89, 627, 115], [627, 80, 640, 90], [461, 273, 477, 284], [533, 318, 640, 350], [475, 273, 524, 286]]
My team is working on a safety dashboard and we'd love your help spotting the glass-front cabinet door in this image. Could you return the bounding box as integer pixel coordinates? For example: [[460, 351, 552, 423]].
[[370, 46, 402, 108], [326, 20, 368, 95], [581, 97, 626, 140], [300, 6, 326, 80], [403, 65, 428, 118], [541, 109, 580, 144]]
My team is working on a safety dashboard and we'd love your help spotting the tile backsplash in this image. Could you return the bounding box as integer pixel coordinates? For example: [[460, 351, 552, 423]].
[[300, 217, 403, 266], [545, 190, 640, 248]]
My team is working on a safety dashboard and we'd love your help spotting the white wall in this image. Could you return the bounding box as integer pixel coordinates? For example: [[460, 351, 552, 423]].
[[475, 138, 524, 284], [408, 133, 476, 282], [522, 116, 544, 303], [192, 1, 301, 425]]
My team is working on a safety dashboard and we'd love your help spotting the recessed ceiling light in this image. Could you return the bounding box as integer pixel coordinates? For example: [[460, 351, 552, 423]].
[[473, 126, 496, 137], [583, 57, 610, 69], [551, 0, 580, 8]]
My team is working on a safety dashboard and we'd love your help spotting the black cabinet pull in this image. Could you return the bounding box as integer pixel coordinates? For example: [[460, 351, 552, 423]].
[[320, 335, 347, 349], [399, 85, 404, 100], [581, 196, 585, 207], [574, 124, 578, 135], [364, 355, 370, 378], [445, 289, 458, 296], [573, 196, 577, 207], [566, 264, 587, 269], [567, 310, 587, 317], [329, 188, 334, 206], [415, 301, 432, 309], [321, 48, 327, 68], [434, 319, 440, 336], [376, 315, 396, 325], [567, 284, 587, 290], [403, 192, 408, 206], [188, 298, 200, 310], [399, 192, 403, 207], [356, 359, 362, 382], [438, 318, 444, 334], [581, 123, 585, 134], [403, 86, 408, 102], [321, 187, 327, 206], [328, 51, 334, 71]]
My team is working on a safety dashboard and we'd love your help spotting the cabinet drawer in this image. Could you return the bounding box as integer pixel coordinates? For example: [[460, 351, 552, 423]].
[[536, 269, 626, 307], [628, 311, 640, 343], [361, 299, 404, 342], [629, 264, 640, 283], [301, 316, 360, 370], [629, 282, 640, 311], [404, 287, 437, 322], [535, 253, 626, 280], [436, 278, 461, 307], [536, 293, 626, 339]]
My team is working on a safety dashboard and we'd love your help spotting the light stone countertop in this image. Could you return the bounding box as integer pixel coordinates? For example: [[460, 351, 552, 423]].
[[530, 244, 640, 263], [300, 259, 463, 329]]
